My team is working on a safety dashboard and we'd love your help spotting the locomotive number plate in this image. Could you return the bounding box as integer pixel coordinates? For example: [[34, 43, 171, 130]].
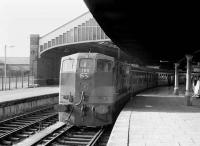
[[80, 73, 89, 79]]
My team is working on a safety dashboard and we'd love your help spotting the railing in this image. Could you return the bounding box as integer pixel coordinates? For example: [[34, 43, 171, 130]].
[[0, 75, 35, 91]]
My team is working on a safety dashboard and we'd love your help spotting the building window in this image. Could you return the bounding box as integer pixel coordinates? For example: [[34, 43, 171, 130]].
[[52, 39, 55, 46], [97, 59, 113, 72], [40, 45, 43, 52], [44, 43, 47, 49], [48, 41, 51, 48], [56, 37, 59, 45], [59, 35, 63, 44]]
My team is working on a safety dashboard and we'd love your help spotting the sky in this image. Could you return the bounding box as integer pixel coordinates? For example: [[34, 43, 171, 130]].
[[0, 0, 89, 57]]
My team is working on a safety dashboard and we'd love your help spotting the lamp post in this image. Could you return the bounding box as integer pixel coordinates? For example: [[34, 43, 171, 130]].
[[4, 45, 15, 90], [117, 47, 120, 59]]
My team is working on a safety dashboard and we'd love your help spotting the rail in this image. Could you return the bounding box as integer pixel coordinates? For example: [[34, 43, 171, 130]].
[[0, 106, 58, 145], [32, 126, 108, 146]]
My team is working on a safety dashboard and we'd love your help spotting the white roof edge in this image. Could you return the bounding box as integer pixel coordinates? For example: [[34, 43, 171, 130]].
[[40, 11, 90, 39], [61, 53, 114, 61]]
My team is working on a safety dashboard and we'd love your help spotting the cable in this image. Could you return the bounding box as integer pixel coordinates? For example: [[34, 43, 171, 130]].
[[65, 106, 74, 126], [75, 91, 84, 106], [65, 91, 84, 125]]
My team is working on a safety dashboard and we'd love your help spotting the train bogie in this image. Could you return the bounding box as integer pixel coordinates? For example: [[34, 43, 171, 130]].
[[59, 103, 113, 127]]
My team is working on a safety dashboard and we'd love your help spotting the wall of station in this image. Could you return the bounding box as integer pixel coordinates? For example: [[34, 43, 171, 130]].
[[0, 93, 58, 120]]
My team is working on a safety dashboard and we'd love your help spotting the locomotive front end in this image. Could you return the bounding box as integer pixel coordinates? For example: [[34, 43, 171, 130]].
[[59, 53, 114, 127]]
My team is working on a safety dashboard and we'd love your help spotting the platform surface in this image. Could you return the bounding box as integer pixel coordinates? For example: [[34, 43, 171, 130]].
[[108, 86, 200, 146], [0, 86, 59, 103]]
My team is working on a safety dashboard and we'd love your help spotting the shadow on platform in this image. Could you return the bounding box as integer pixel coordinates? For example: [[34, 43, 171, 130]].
[[125, 86, 200, 113]]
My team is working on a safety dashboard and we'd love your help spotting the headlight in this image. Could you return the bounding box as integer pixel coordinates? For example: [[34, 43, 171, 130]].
[[95, 105, 109, 114], [62, 95, 74, 102]]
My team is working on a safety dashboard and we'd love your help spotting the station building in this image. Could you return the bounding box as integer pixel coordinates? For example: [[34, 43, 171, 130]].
[[0, 57, 30, 76]]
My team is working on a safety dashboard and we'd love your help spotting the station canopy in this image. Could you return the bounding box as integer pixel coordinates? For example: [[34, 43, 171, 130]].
[[84, 0, 200, 69]]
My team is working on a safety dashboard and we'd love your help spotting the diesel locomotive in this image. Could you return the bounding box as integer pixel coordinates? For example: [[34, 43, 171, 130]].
[[58, 53, 172, 127]]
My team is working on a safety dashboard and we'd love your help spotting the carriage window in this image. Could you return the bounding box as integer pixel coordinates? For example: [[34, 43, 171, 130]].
[[125, 66, 130, 74], [62, 59, 76, 72], [97, 59, 112, 72], [79, 58, 93, 68]]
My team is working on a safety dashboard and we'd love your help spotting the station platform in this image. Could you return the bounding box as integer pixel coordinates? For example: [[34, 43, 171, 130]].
[[0, 86, 59, 120], [107, 86, 200, 146], [0, 86, 59, 104]]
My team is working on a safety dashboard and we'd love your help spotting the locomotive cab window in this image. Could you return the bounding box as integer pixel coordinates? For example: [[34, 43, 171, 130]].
[[79, 58, 93, 73], [97, 59, 113, 72], [62, 59, 76, 72], [79, 58, 93, 68]]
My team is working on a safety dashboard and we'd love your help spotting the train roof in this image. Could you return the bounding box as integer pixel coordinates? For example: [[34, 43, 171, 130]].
[[130, 65, 174, 74], [61, 53, 114, 61]]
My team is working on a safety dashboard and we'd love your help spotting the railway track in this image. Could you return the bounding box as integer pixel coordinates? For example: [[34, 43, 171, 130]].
[[0, 106, 58, 145], [93, 126, 112, 146], [32, 125, 112, 146]]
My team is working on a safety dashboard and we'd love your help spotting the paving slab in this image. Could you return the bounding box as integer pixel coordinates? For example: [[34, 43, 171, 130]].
[[107, 86, 200, 146]]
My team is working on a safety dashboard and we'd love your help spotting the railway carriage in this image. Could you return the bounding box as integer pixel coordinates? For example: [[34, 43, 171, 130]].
[[58, 53, 171, 127]]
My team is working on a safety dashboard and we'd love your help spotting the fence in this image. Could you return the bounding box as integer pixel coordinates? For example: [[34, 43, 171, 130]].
[[0, 75, 34, 91]]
